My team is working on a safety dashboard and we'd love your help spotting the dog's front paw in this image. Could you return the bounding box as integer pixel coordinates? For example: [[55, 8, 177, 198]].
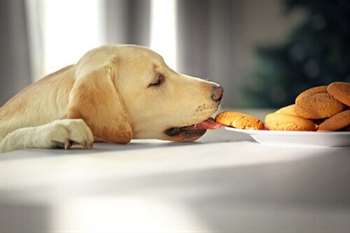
[[45, 119, 94, 149]]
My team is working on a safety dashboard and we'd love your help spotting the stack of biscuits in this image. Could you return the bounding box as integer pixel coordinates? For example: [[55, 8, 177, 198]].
[[216, 82, 350, 131]]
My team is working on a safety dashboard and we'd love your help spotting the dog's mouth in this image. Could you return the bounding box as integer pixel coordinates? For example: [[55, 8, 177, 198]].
[[164, 118, 222, 141]]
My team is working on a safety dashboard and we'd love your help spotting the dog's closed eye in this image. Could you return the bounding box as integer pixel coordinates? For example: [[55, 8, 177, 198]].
[[148, 74, 165, 87]]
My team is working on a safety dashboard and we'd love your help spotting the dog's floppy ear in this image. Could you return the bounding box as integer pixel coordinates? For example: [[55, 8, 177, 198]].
[[66, 64, 132, 144]]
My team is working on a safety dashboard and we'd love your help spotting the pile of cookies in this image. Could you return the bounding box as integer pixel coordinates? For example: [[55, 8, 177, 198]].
[[216, 82, 350, 131]]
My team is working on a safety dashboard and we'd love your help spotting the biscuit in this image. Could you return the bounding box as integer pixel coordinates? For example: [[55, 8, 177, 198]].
[[327, 82, 350, 107], [275, 104, 298, 116], [296, 86, 327, 100], [215, 111, 265, 130], [295, 86, 344, 119], [318, 110, 350, 131], [265, 113, 316, 131]]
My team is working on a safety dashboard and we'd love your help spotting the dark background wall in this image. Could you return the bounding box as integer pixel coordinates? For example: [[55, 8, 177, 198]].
[[176, 0, 299, 107]]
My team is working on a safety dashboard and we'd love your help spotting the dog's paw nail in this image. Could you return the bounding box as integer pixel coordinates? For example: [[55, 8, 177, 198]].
[[64, 140, 72, 150]]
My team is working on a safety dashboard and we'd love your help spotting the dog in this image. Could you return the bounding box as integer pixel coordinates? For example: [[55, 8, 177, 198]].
[[0, 45, 223, 152]]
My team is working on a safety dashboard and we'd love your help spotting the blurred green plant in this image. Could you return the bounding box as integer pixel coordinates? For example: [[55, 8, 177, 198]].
[[244, 0, 350, 108]]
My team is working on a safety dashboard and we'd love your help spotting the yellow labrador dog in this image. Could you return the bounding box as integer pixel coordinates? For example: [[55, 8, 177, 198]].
[[0, 45, 223, 152]]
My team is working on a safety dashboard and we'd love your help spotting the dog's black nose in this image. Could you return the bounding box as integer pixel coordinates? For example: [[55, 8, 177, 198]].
[[211, 85, 224, 102]]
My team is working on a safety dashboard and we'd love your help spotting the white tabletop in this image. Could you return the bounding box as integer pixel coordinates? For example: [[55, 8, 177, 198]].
[[1, 126, 350, 233]]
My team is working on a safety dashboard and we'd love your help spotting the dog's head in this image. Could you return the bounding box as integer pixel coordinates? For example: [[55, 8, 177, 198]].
[[116, 46, 223, 142], [72, 45, 223, 143]]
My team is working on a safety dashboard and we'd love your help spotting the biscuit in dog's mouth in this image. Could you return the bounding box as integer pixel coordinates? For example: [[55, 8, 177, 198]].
[[164, 118, 222, 137]]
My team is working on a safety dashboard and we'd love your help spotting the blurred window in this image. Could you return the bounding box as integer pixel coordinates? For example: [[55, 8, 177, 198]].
[[27, 0, 105, 80], [150, 0, 177, 69], [27, 0, 178, 80]]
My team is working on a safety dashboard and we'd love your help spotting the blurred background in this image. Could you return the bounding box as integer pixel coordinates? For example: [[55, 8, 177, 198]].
[[1, 0, 349, 108]]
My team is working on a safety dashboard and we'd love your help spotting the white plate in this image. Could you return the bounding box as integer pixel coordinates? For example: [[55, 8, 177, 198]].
[[225, 127, 350, 147]]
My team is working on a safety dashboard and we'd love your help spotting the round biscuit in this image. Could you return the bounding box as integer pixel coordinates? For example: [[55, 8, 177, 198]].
[[327, 82, 350, 107], [265, 113, 316, 131], [275, 104, 298, 116], [318, 110, 350, 131], [295, 86, 327, 103], [295, 92, 345, 119], [215, 111, 264, 130]]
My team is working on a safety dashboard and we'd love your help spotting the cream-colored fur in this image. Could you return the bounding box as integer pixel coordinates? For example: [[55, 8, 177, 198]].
[[0, 45, 221, 152]]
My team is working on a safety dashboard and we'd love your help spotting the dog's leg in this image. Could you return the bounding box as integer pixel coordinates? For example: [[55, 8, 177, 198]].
[[0, 119, 94, 153]]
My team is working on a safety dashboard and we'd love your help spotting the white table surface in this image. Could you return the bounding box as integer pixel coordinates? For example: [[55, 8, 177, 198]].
[[1, 119, 350, 233]]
